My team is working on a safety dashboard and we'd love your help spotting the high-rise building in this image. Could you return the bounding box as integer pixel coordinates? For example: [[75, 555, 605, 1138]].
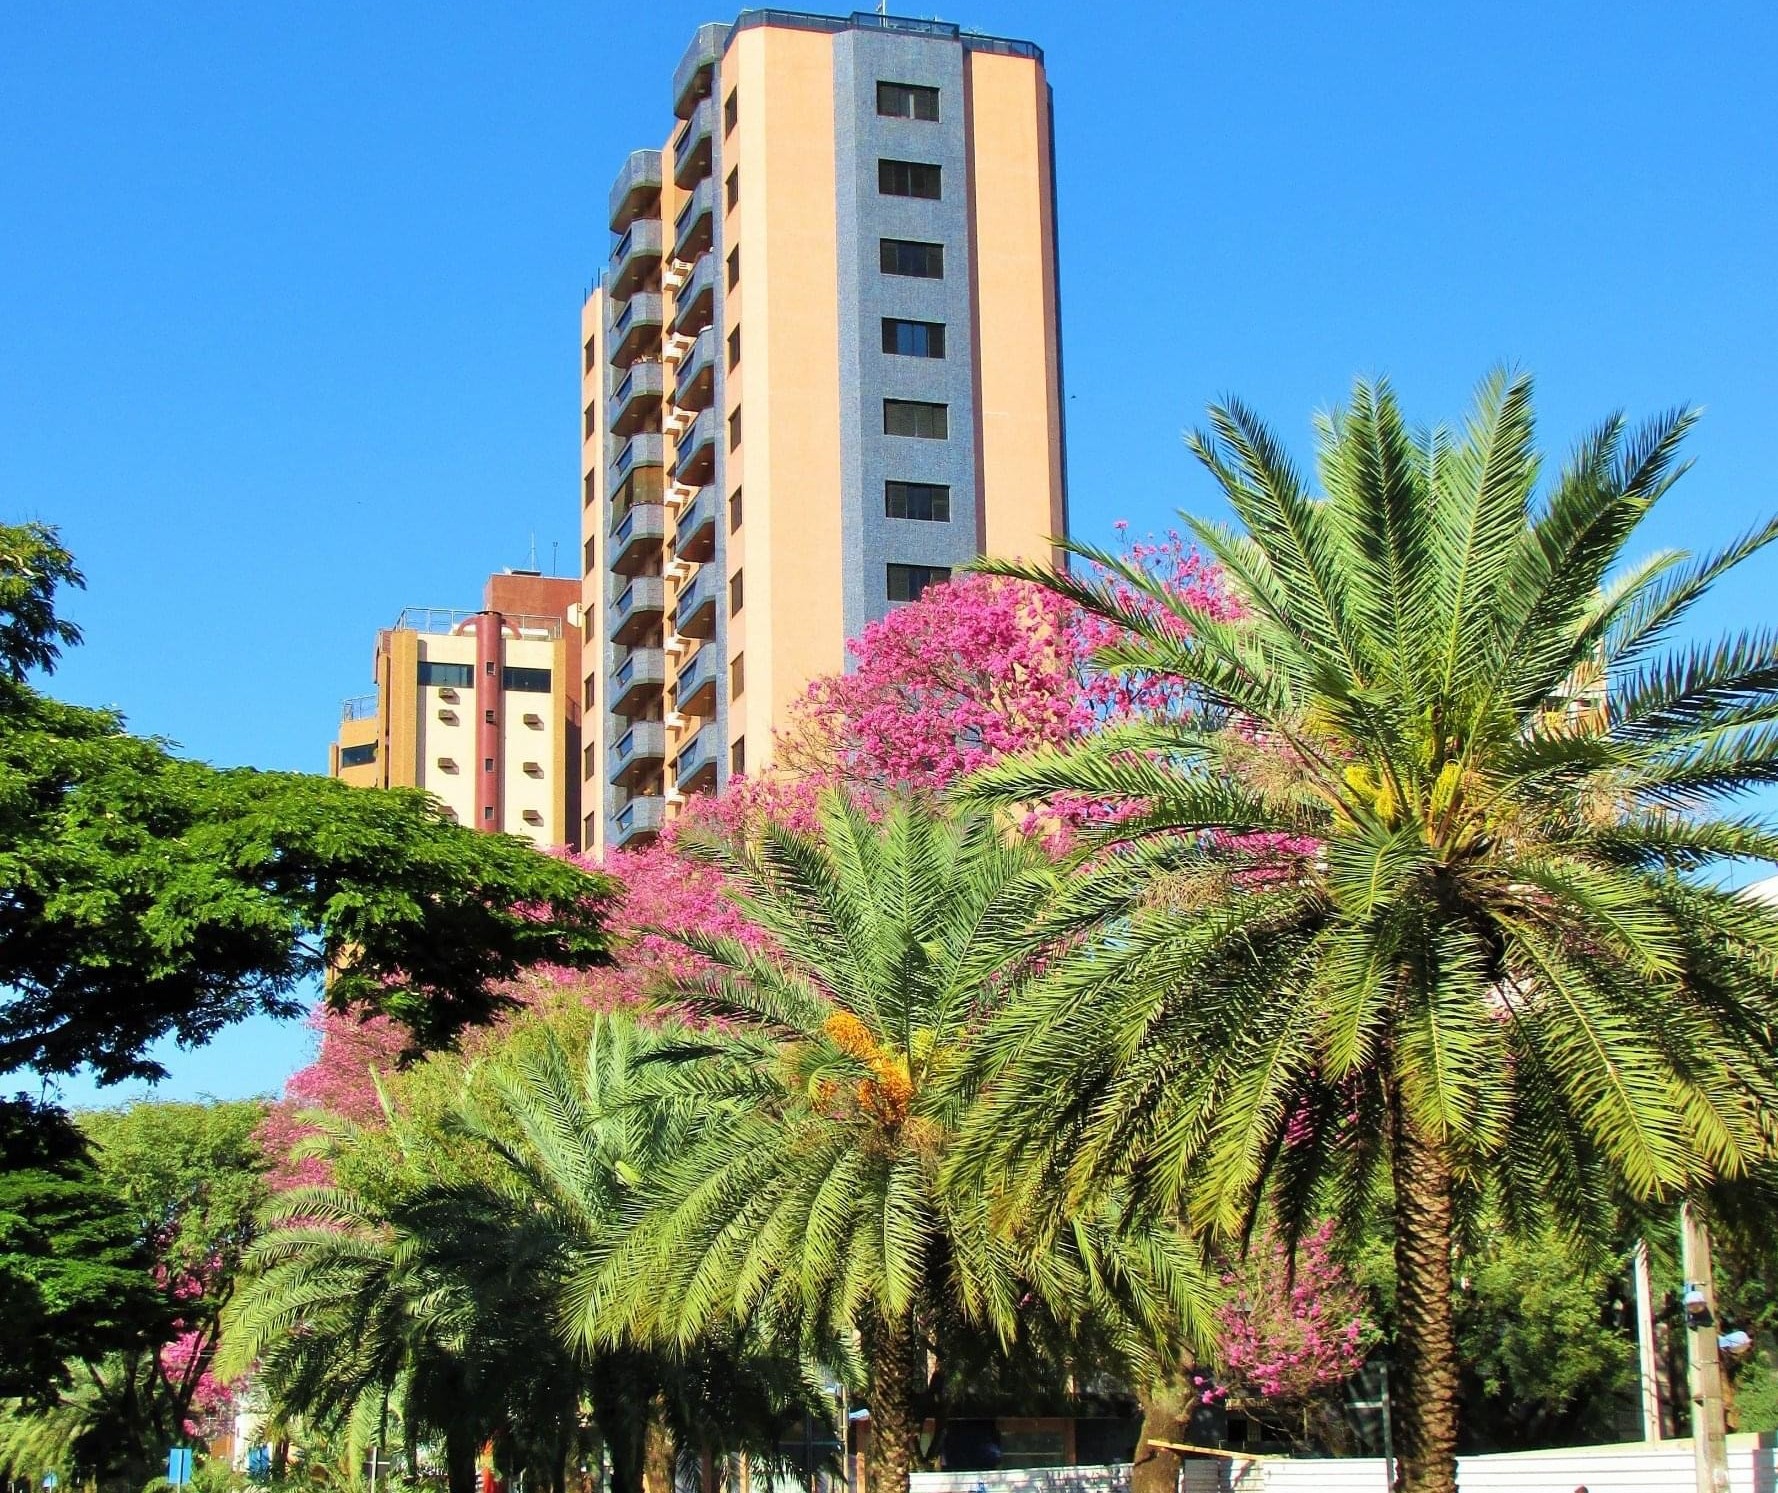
[[331, 571, 582, 847], [580, 9, 1066, 854]]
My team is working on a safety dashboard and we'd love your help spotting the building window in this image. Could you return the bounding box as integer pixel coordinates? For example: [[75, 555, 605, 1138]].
[[728, 327, 741, 369], [884, 399, 948, 439], [584, 811, 598, 845], [418, 661, 475, 689], [878, 159, 941, 199], [484, 709, 497, 723], [583, 742, 598, 777], [583, 337, 597, 373], [338, 742, 377, 768], [483, 757, 495, 773], [583, 402, 597, 441], [729, 407, 742, 449], [730, 570, 744, 615], [727, 247, 740, 288], [879, 238, 943, 278], [881, 317, 945, 358], [583, 675, 596, 709], [582, 608, 595, 643], [731, 737, 746, 776], [485, 660, 496, 675], [729, 488, 743, 530], [502, 666, 552, 692], [483, 805, 495, 820], [726, 167, 740, 210], [886, 480, 951, 522], [723, 88, 738, 135], [877, 81, 939, 121], [887, 563, 951, 603], [731, 653, 745, 698]]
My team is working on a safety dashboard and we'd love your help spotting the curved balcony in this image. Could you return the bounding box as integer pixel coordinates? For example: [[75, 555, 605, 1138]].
[[608, 360, 664, 438], [673, 566, 718, 641], [611, 647, 666, 716], [674, 727, 719, 795], [609, 432, 664, 495], [609, 218, 663, 300], [608, 149, 662, 233], [672, 180, 714, 264], [674, 486, 717, 564], [610, 794, 665, 848], [673, 98, 715, 189], [609, 721, 667, 790], [672, 644, 718, 718], [610, 502, 666, 576], [608, 293, 663, 369], [672, 326, 717, 413], [671, 254, 715, 339], [610, 575, 665, 646], [672, 408, 716, 487], [672, 23, 725, 120]]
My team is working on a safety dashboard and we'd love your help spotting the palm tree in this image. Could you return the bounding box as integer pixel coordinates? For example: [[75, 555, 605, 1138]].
[[587, 795, 1215, 1493], [956, 372, 1778, 1493]]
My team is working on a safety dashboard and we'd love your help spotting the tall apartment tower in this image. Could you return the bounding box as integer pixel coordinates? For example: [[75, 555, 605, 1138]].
[[331, 571, 583, 848], [581, 9, 1066, 854]]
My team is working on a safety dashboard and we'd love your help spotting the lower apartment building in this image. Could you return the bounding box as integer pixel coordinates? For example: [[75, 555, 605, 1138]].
[[331, 571, 582, 848], [579, 8, 1067, 855]]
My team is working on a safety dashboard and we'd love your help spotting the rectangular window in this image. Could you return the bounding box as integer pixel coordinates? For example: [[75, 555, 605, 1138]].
[[729, 570, 744, 615], [729, 488, 743, 531], [725, 167, 739, 210], [883, 399, 948, 439], [731, 653, 745, 698], [727, 247, 740, 289], [583, 742, 598, 777], [582, 608, 595, 643], [887, 563, 951, 603], [483, 805, 495, 821], [877, 81, 939, 121], [584, 472, 597, 507], [878, 158, 941, 199], [583, 676, 597, 709], [729, 407, 742, 449], [885, 480, 951, 522], [881, 317, 946, 358], [502, 666, 552, 693], [879, 238, 943, 278], [728, 327, 741, 369], [583, 337, 596, 373], [731, 737, 746, 776], [483, 757, 495, 773], [583, 402, 598, 441], [723, 88, 738, 135], [338, 742, 377, 768], [583, 535, 597, 572], [418, 660, 475, 689]]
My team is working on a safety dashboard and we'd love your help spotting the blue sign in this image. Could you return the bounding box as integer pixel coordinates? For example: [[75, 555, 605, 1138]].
[[167, 1448, 194, 1486]]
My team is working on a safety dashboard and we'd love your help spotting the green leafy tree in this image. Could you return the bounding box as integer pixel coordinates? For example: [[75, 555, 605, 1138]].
[[0, 521, 612, 1085], [957, 373, 1778, 1493], [593, 796, 1215, 1493]]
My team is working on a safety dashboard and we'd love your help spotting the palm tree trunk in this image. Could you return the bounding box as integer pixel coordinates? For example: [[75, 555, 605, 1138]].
[[1130, 1380, 1198, 1493], [864, 1316, 921, 1493], [642, 1422, 675, 1493], [445, 1433, 479, 1493], [1391, 1093, 1459, 1493]]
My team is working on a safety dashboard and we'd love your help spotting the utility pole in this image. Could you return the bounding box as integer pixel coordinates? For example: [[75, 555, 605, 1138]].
[[1634, 1240, 1663, 1440], [1680, 1199, 1731, 1493]]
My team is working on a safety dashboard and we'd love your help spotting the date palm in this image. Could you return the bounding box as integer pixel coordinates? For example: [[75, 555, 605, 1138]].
[[586, 795, 1215, 1493], [958, 373, 1778, 1493]]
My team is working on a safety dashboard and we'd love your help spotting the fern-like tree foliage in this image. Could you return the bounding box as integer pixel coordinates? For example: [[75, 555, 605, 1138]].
[[956, 373, 1778, 1493], [588, 796, 1217, 1493]]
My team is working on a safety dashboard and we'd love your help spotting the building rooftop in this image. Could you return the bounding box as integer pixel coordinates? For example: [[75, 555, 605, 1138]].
[[727, 9, 1042, 63]]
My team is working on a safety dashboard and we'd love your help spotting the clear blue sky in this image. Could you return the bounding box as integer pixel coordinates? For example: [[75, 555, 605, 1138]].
[[5, 1, 1775, 1107]]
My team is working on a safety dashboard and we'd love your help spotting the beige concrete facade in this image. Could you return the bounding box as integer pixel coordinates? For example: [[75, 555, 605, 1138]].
[[329, 573, 582, 849], [581, 11, 1065, 856]]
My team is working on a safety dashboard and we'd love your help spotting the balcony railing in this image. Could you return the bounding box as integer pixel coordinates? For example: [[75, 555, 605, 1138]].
[[611, 794, 666, 846], [671, 22, 726, 120], [674, 486, 717, 563], [674, 727, 719, 791], [672, 408, 717, 487], [391, 606, 563, 638], [610, 503, 667, 576], [672, 566, 718, 639], [610, 433, 665, 491], [608, 218, 663, 300], [609, 721, 668, 786], [672, 326, 717, 412], [608, 360, 664, 437], [670, 254, 715, 338], [341, 693, 378, 723], [673, 98, 715, 189], [611, 647, 666, 715], [672, 181, 714, 263], [608, 294, 663, 369], [671, 645, 718, 716], [608, 149, 663, 232]]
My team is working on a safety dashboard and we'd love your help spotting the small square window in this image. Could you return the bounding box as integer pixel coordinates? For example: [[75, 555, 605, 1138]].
[[881, 318, 945, 359], [729, 488, 743, 531], [730, 571, 744, 615], [723, 88, 738, 135], [726, 167, 740, 211], [484, 709, 497, 724], [728, 327, 741, 369], [483, 757, 495, 773], [483, 805, 495, 821], [877, 81, 939, 121], [883, 399, 948, 439], [886, 563, 951, 603], [878, 159, 941, 199]]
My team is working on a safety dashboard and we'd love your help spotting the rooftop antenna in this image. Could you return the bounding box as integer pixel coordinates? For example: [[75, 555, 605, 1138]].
[[878, 0, 887, 13], [528, 532, 538, 571], [551, 540, 559, 577]]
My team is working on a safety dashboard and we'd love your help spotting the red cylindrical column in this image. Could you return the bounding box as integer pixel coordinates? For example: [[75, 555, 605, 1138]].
[[473, 611, 503, 832]]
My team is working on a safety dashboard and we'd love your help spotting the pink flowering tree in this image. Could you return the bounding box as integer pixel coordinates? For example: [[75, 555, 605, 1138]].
[[1215, 1221, 1375, 1450]]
